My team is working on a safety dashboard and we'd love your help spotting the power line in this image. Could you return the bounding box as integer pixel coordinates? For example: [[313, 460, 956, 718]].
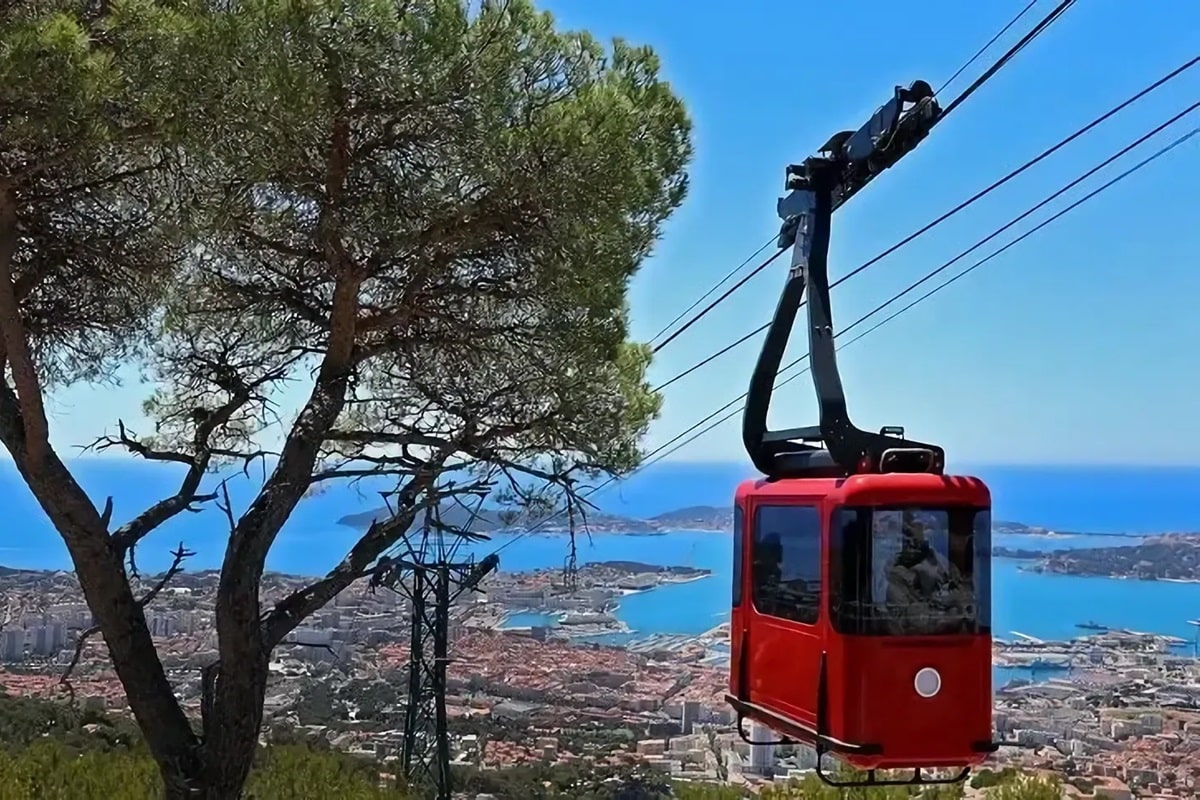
[[838, 131, 1200, 363], [648, 124, 1199, 465], [646, 236, 777, 346], [649, 0, 1079, 357], [494, 102, 1198, 555], [651, 55, 1200, 394], [654, 325, 766, 392], [823, 99, 1200, 369], [490, 14, 1174, 560], [645, 115, 1199, 467], [650, 248, 786, 353]]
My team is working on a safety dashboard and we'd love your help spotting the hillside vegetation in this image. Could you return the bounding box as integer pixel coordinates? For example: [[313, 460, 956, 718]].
[[0, 691, 1067, 799]]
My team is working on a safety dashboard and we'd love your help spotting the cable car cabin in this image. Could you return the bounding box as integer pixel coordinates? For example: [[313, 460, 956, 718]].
[[727, 472, 994, 777], [730, 92, 1004, 785]]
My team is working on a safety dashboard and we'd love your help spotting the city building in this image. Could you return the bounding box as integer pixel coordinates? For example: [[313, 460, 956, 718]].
[[747, 720, 775, 776]]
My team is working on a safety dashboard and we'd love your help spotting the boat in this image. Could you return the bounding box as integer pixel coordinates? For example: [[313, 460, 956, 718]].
[[1076, 620, 1109, 632]]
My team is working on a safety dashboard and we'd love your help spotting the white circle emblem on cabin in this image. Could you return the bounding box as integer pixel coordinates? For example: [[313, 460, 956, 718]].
[[914, 667, 942, 698]]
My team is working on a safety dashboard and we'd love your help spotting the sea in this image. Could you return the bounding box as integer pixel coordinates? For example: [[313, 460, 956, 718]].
[[3, 459, 1200, 686]]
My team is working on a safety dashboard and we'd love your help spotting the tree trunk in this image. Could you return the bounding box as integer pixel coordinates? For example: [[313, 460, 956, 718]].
[[199, 657, 271, 798], [0, 436, 271, 800], [0, 185, 207, 794], [0, 442, 205, 790], [148, 655, 270, 799]]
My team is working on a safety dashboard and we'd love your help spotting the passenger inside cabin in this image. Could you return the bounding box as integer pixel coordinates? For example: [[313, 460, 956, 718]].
[[942, 531, 978, 628], [896, 520, 950, 592], [882, 518, 951, 632]]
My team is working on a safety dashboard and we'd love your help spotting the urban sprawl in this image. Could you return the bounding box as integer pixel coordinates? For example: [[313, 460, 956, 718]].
[[2, 563, 1199, 798]]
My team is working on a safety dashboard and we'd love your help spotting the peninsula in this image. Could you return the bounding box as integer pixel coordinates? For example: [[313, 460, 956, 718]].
[[997, 533, 1200, 581], [338, 506, 1145, 542], [337, 503, 733, 535], [495, 560, 714, 637]]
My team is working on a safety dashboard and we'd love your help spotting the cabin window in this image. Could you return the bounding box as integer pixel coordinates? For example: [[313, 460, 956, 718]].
[[830, 506, 991, 636], [751, 504, 821, 624], [972, 509, 993, 630], [732, 505, 744, 607]]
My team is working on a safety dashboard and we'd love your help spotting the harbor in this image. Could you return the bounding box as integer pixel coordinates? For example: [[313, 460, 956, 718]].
[[994, 625, 1190, 674]]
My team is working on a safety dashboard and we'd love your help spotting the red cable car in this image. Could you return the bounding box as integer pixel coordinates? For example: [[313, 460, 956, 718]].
[[726, 82, 1001, 788]]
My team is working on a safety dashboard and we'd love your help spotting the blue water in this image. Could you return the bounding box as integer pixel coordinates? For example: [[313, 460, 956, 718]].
[[485, 531, 1200, 641], [3, 459, 1200, 669]]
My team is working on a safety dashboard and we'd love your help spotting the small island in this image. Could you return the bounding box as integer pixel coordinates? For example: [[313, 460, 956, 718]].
[[991, 520, 1132, 540]]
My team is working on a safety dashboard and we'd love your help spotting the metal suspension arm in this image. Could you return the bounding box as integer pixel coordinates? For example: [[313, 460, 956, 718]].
[[741, 168, 838, 478], [742, 82, 947, 480]]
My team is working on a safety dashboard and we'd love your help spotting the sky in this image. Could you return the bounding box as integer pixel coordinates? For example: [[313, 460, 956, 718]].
[[43, 0, 1200, 467]]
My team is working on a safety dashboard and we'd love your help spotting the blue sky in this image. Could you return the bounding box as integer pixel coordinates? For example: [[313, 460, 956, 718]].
[[46, 0, 1200, 466]]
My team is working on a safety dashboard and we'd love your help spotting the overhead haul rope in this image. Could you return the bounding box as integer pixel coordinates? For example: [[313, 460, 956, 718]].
[[652, 55, 1200, 393], [649, 0, 1080, 357], [936, 0, 1076, 120], [489, 101, 1199, 557], [934, 0, 1040, 97], [643, 109, 1200, 468]]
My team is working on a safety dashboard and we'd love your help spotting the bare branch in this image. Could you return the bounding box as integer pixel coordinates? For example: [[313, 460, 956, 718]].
[[260, 457, 473, 647], [325, 428, 454, 450], [89, 419, 195, 464], [99, 496, 114, 528], [310, 466, 416, 483], [94, 359, 271, 551], [60, 543, 195, 703], [215, 478, 237, 536]]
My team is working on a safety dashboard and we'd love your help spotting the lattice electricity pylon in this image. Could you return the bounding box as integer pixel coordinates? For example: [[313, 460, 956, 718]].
[[373, 501, 498, 800]]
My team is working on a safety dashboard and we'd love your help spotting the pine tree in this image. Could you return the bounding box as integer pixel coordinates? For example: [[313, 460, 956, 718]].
[[0, 1, 691, 796]]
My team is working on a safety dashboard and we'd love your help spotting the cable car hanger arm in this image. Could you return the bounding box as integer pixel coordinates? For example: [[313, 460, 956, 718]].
[[742, 81, 946, 479]]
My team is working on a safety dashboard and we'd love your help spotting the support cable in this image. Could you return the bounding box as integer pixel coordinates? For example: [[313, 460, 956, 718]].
[[935, 0, 1040, 97], [491, 104, 1199, 555], [647, 118, 1199, 466], [649, 0, 1080, 356]]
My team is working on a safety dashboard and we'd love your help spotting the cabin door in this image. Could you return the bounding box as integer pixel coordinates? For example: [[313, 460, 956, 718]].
[[746, 501, 825, 728]]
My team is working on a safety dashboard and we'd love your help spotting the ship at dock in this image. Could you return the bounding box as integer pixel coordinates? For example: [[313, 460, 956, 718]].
[[995, 652, 1073, 671]]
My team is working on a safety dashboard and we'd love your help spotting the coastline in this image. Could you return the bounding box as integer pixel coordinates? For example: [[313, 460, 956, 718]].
[[1012, 563, 1200, 584], [492, 525, 1159, 540], [617, 571, 712, 597], [661, 572, 711, 585], [499, 569, 713, 639], [492, 526, 729, 537]]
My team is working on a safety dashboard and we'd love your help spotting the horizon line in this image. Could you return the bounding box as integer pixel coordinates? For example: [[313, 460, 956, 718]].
[[8, 454, 1200, 470]]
